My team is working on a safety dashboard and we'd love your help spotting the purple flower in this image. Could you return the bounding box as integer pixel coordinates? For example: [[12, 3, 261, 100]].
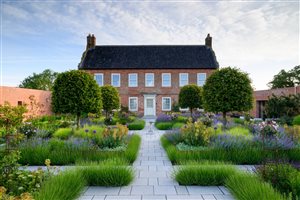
[[85, 129, 89, 133], [93, 130, 97, 134], [156, 114, 172, 122]]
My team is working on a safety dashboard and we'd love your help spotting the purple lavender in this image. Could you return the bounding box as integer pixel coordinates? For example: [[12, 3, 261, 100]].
[[156, 114, 172, 122]]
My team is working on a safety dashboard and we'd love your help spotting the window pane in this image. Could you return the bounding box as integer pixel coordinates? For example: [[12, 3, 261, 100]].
[[146, 74, 154, 86], [112, 74, 120, 86], [162, 98, 171, 110], [162, 74, 171, 86], [129, 74, 137, 87], [94, 74, 103, 86], [129, 98, 137, 110], [197, 73, 206, 86], [180, 74, 188, 86]]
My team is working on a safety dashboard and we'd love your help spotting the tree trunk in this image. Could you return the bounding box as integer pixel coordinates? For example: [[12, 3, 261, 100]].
[[223, 112, 227, 127], [76, 114, 80, 129], [190, 108, 194, 122]]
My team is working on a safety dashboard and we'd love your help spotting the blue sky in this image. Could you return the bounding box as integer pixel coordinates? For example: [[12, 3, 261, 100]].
[[1, 1, 299, 90]]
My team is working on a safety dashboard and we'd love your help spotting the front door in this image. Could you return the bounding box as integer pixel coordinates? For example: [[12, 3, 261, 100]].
[[144, 97, 156, 116]]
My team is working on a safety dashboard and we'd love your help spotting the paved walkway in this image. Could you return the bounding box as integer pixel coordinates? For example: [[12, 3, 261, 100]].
[[79, 120, 235, 200]]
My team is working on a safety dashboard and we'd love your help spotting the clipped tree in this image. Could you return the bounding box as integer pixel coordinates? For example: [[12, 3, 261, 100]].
[[268, 65, 300, 89], [52, 70, 102, 128], [203, 67, 253, 123], [179, 84, 203, 118], [19, 69, 58, 91], [101, 85, 120, 119]]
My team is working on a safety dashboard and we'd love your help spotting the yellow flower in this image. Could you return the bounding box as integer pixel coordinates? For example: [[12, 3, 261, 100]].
[[45, 159, 51, 167]]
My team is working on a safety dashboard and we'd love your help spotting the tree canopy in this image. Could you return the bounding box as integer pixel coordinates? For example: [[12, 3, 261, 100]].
[[19, 69, 59, 91], [268, 65, 300, 89], [203, 67, 253, 122], [51, 70, 102, 127], [178, 84, 203, 118], [100, 85, 120, 119]]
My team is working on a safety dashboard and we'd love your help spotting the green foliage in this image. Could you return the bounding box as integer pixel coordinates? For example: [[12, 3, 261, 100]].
[[19, 123, 38, 139], [226, 172, 285, 200], [172, 101, 180, 112], [172, 122, 185, 129], [0, 102, 27, 135], [155, 122, 174, 130], [203, 67, 253, 120], [293, 115, 300, 125], [0, 151, 46, 196], [34, 170, 86, 200], [161, 135, 300, 164], [52, 70, 102, 127], [79, 165, 134, 186], [257, 163, 300, 199], [98, 124, 128, 149], [174, 164, 236, 185], [180, 120, 213, 146], [53, 128, 73, 139], [179, 84, 203, 115], [226, 126, 251, 137], [233, 118, 245, 125], [268, 65, 300, 89], [19, 69, 59, 91], [73, 125, 104, 139], [127, 119, 145, 130], [100, 85, 120, 119], [175, 115, 188, 123], [265, 94, 300, 121], [19, 134, 141, 165]]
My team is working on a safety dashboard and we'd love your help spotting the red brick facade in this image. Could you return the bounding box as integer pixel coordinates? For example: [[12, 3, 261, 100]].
[[0, 86, 52, 117], [251, 86, 300, 118], [85, 69, 215, 116]]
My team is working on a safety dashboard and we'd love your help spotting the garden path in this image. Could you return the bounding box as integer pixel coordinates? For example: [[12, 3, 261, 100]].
[[78, 120, 235, 200]]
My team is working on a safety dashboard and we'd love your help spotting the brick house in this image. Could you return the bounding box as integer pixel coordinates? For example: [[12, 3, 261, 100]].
[[79, 34, 219, 117]]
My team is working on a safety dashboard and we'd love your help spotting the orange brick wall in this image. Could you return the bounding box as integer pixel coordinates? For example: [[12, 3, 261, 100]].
[[251, 86, 300, 118], [0, 86, 52, 117], [85, 69, 215, 115]]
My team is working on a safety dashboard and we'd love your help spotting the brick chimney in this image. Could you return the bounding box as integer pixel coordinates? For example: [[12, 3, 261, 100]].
[[86, 34, 96, 50], [205, 33, 212, 48]]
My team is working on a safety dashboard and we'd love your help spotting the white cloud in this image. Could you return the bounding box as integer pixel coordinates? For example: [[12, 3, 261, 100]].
[[2, 1, 299, 89]]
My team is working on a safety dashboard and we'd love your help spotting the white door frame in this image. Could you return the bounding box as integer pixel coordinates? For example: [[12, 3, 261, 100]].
[[144, 94, 156, 116]]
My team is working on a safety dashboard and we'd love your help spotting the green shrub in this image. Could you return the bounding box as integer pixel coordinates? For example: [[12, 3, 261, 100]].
[[73, 125, 104, 139], [226, 126, 250, 137], [293, 115, 300, 125], [155, 122, 174, 130], [257, 163, 300, 198], [125, 135, 141, 163], [180, 120, 213, 146], [128, 120, 145, 130], [172, 122, 185, 129], [175, 164, 236, 185], [53, 128, 72, 139], [226, 173, 285, 200], [175, 116, 188, 123], [79, 166, 134, 186], [233, 118, 245, 125], [34, 170, 86, 200]]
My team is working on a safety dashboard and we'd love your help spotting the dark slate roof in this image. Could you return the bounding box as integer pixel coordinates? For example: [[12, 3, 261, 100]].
[[79, 45, 219, 69]]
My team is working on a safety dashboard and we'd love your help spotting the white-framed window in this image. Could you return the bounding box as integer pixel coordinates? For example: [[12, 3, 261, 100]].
[[129, 97, 138, 111], [111, 73, 120, 87], [162, 97, 172, 111], [128, 73, 138, 87], [162, 73, 171, 87], [94, 73, 103, 86], [145, 73, 154, 87], [197, 73, 207, 86], [179, 73, 189, 87]]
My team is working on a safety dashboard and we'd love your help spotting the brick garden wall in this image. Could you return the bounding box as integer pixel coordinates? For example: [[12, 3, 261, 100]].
[[0, 86, 52, 117]]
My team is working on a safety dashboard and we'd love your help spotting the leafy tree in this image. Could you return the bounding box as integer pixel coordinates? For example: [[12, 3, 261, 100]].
[[203, 67, 253, 124], [0, 102, 27, 135], [178, 84, 203, 119], [52, 70, 102, 128], [19, 69, 58, 91], [265, 94, 300, 124], [268, 65, 300, 89], [101, 85, 120, 120]]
